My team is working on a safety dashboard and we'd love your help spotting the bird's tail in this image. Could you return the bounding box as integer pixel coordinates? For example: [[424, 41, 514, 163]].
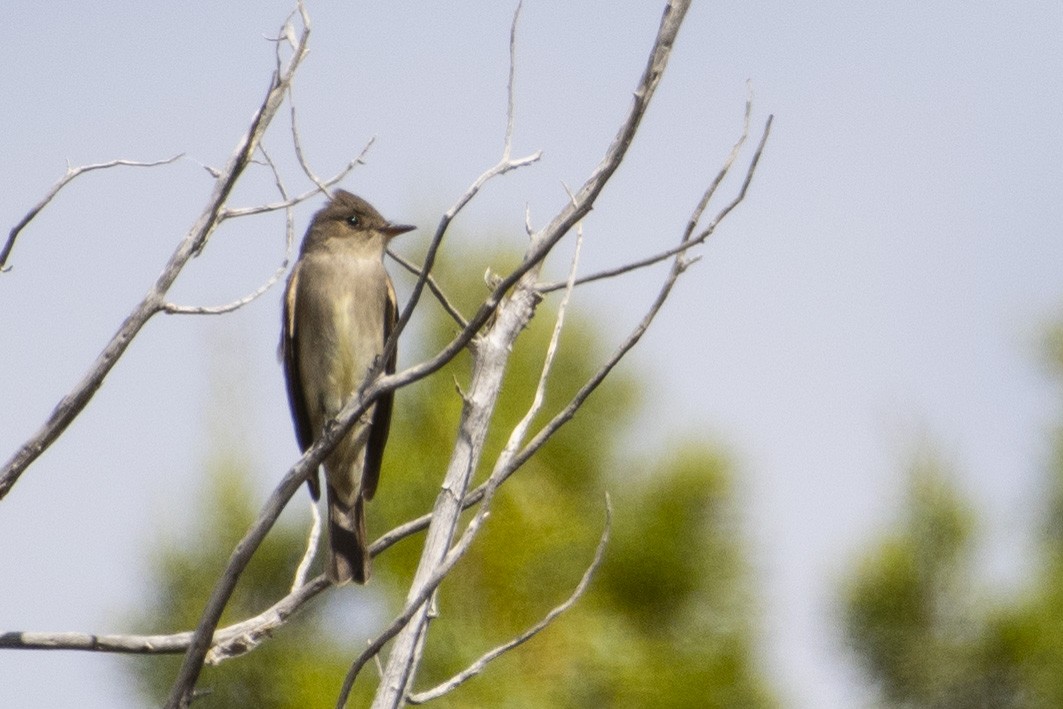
[[326, 486, 371, 585]]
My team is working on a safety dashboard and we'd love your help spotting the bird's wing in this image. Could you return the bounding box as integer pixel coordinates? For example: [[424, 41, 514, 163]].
[[280, 263, 320, 500], [361, 275, 397, 501]]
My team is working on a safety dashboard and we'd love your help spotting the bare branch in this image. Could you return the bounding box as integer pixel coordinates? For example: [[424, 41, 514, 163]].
[[697, 115, 773, 241], [161, 271, 286, 315], [200, 572, 321, 662], [162, 444, 319, 704], [407, 495, 611, 704], [0, 575, 329, 657], [162, 144, 295, 316], [336, 490, 495, 706], [202, 582, 330, 665], [683, 83, 755, 238], [1, 155, 183, 273], [352, 294, 543, 709]]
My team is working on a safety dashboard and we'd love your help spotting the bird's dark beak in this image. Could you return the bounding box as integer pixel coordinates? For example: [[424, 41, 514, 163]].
[[383, 223, 416, 239]]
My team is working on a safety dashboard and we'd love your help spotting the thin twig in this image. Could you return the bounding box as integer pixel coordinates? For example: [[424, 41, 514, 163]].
[[501, 0, 522, 161], [407, 495, 611, 704], [257, 142, 297, 255], [502, 213, 582, 459], [218, 138, 373, 220], [161, 274, 289, 315], [537, 90, 760, 293], [386, 248, 469, 329], [383, 0, 539, 373], [291, 500, 322, 592], [1, 155, 183, 272], [288, 81, 331, 198], [513, 119, 773, 483], [163, 143, 300, 316]]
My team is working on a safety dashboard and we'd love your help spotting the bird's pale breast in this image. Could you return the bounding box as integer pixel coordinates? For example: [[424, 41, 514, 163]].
[[295, 250, 388, 501]]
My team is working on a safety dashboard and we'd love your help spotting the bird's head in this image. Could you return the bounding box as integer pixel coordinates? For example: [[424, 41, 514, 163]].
[[303, 190, 415, 255]]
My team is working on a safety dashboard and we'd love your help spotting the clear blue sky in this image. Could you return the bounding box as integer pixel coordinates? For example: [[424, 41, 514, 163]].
[[2, 2, 1062, 707]]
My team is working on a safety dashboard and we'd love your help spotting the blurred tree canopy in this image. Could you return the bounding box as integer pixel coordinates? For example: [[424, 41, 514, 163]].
[[841, 321, 1063, 708], [122, 252, 777, 707]]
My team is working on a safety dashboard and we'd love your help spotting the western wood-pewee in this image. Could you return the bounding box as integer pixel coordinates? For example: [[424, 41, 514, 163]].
[[281, 190, 414, 584]]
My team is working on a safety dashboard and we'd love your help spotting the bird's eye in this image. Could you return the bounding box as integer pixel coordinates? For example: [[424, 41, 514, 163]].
[[346, 215, 360, 227]]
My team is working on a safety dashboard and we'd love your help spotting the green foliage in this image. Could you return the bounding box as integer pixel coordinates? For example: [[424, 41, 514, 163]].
[[841, 458, 984, 707], [123, 251, 775, 706], [993, 399, 1063, 708], [842, 319, 1063, 708], [125, 456, 351, 708]]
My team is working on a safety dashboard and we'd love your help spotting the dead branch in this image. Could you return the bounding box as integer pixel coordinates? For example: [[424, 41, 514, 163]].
[[0, 1, 313, 502], [0, 575, 329, 656], [291, 500, 323, 592], [366, 3, 693, 707]]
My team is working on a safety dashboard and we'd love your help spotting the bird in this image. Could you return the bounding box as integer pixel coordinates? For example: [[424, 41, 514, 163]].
[[280, 190, 414, 584]]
